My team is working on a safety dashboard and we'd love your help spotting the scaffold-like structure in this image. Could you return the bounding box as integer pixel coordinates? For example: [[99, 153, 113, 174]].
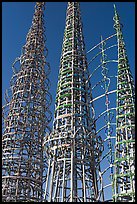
[[87, 24, 117, 203], [2, 2, 135, 203], [2, 2, 51, 202], [112, 5, 135, 202], [85, 4, 135, 202], [44, 2, 102, 202]]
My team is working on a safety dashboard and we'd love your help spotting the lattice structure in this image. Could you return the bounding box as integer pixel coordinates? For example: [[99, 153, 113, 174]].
[[44, 2, 102, 202], [2, 2, 51, 202], [85, 5, 135, 202], [112, 5, 135, 202], [2, 2, 135, 203], [87, 32, 117, 202]]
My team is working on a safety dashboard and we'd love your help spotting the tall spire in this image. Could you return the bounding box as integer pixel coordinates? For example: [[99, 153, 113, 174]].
[[112, 5, 135, 202], [53, 2, 92, 132], [44, 2, 100, 202], [2, 2, 51, 202]]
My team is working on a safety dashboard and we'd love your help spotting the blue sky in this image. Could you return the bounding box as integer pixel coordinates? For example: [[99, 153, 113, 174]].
[[2, 2, 135, 122]]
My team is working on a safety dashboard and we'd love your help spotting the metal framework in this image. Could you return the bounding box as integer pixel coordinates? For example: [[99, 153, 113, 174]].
[[44, 2, 102, 202], [2, 2, 51, 202], [86, 4, 135, 202], [87, 31, 117, 202], [2, 2, 135, 203], [112, 5, 135, 202]]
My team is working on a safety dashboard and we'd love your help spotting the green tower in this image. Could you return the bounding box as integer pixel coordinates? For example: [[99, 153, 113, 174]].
[[44, 2, 100, 202], [112, 5, 135, 202]]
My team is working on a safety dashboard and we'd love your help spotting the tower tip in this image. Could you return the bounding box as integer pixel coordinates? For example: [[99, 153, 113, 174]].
[[113, 4, 117, 14]]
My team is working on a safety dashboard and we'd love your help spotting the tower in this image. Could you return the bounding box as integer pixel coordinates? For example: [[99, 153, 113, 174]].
[[44, 2, 100, 202], [2, 2, 51, 202], [112, 5, 135, 202]]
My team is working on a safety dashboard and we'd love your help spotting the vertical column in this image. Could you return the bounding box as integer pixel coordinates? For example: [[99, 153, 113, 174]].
[[112, 4, 135, 202]]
